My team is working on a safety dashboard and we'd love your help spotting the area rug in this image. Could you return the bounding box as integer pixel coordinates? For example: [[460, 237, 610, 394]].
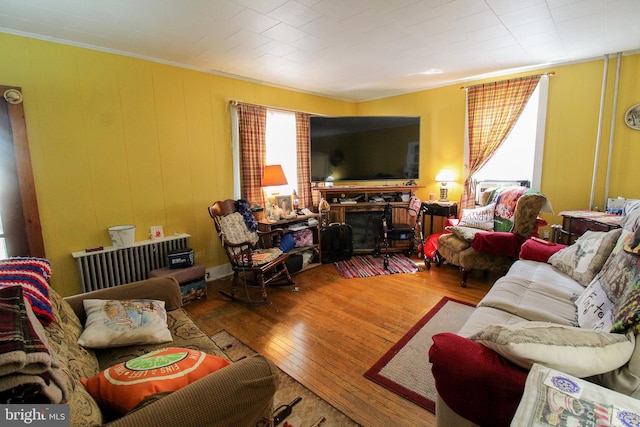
[[211, 330, 360, 427], [363, 297, 475, 413], [334, 253, 419, 278]]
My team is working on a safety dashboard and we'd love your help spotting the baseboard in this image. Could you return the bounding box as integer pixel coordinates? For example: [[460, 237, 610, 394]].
[[206, 263, 232, 281]]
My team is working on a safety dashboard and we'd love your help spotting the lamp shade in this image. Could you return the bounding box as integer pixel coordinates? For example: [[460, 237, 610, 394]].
[[435, 169, 455, 183], [262, 164, 288, 187]]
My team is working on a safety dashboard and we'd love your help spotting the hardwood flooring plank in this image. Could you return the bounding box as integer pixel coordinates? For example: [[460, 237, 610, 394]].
[[185, 259, 498, 426]]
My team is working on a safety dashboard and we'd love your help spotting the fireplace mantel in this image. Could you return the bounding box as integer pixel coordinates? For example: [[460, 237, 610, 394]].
[[316, 185, 422, 253]]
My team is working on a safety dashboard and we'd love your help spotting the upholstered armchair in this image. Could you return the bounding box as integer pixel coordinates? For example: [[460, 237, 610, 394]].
[[437, 187, 551, 287]]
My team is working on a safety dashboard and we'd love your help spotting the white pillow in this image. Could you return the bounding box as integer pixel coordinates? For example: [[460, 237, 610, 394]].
[[471, 321, 634, 378], [549, 229, 621, 286], [575, 277, 614, 331], [458, 203, 495, 231], [77, 299, 173, 349]]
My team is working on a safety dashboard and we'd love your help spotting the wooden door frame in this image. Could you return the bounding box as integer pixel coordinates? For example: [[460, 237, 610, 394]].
[[1, 86, 45, 258]]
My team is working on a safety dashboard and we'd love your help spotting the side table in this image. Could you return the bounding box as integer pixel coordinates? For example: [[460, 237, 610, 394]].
[[421, 202, 458, 236], [258, 214, 321, 271]]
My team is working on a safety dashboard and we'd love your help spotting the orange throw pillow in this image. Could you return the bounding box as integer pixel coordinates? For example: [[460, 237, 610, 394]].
[[81, 347, 231, 415]]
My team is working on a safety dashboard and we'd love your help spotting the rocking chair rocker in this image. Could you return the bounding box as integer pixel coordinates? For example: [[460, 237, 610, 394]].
[[208, 199, 294, 304]]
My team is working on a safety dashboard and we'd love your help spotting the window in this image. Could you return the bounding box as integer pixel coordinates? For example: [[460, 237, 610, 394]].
[[470, 77, 548, 191], [0, 213, 7, 259], [265, 110, 297, 193]]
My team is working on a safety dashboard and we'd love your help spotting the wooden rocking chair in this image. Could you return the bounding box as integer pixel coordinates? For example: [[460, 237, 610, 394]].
[[208, 199, 294, 304]]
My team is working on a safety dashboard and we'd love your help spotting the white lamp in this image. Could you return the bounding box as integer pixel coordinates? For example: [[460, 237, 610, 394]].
[[435, 169, 455, 202], [325, 175, 335, 187]]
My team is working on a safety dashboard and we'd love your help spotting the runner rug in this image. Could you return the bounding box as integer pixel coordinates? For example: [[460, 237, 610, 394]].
[[363, 297, 475, 413], [211, 330, 360, 427], [334, 253, 419, 278]]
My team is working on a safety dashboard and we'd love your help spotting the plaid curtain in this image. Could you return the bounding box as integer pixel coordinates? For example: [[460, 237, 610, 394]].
[[238, 103, 267, 208], [460, 75, 542, 210], [295, 112, 313, 209]]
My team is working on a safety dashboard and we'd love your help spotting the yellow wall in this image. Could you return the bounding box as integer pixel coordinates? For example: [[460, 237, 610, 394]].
[[1, 31, 639, 295], [358, 55, 640, 229], [0, 33, 355, 296]]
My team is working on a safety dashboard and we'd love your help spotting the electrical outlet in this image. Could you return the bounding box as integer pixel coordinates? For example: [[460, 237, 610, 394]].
[[542, 230, 550, 239]]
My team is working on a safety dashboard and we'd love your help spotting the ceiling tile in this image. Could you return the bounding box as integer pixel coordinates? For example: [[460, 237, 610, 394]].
[[0, 0, 637, 101]]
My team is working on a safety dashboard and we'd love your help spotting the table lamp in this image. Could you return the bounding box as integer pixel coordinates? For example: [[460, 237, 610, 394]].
[[435, 169, 455, 202], [262, 165, 288, 218], [262, 164, 288, 189]]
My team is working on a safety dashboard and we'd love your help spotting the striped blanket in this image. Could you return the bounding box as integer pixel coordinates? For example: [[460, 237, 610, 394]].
[[0, 286, 67, 403]]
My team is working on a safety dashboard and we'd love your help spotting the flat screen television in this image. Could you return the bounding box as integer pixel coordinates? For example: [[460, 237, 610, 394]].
[[310, 116, 420, 182]]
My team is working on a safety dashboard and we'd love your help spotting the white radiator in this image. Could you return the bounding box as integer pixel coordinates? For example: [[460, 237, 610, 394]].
[[71, 233, 191, 292]]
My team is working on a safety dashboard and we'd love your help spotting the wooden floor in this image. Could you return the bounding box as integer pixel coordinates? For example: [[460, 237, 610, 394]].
[[184, 259, 500, 427]]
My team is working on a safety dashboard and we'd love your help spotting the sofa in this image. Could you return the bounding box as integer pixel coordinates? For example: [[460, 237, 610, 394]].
[[0, 273, 279, 426], [429, 200, 640, 427]]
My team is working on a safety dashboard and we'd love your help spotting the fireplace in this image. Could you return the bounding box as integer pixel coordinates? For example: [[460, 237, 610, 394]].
[[345, 210, 384, 251]]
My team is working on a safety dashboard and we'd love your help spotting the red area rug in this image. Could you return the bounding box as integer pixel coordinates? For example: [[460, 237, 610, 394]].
[[333, 254, 419, 278], [364, 297, 475, 413]]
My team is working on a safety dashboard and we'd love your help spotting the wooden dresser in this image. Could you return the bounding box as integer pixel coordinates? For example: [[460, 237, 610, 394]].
[[553, 210, 623, 245]]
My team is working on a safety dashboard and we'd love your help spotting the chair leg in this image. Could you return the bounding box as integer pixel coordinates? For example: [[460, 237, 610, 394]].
[[257, 272, 268, 301], [282, 263, 294, 285], [460, 267, 469, 288], [231, 271, 239, 297]]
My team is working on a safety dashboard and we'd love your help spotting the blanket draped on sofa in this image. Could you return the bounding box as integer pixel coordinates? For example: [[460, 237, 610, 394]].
[[0, 286, 67, 403]]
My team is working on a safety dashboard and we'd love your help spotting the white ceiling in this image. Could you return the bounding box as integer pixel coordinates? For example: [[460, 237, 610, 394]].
[[1, 0, 639, 101]]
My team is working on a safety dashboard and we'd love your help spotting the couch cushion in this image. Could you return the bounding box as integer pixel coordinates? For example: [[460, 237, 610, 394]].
[[478, 260, 584, 325], [45, 290, 103, 426], [82, 347, 231, 415], [457, 306, 528, 338], [77, 299, 173, 349], [549, 228, 621, 287], [471, 322, 635, 378]]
